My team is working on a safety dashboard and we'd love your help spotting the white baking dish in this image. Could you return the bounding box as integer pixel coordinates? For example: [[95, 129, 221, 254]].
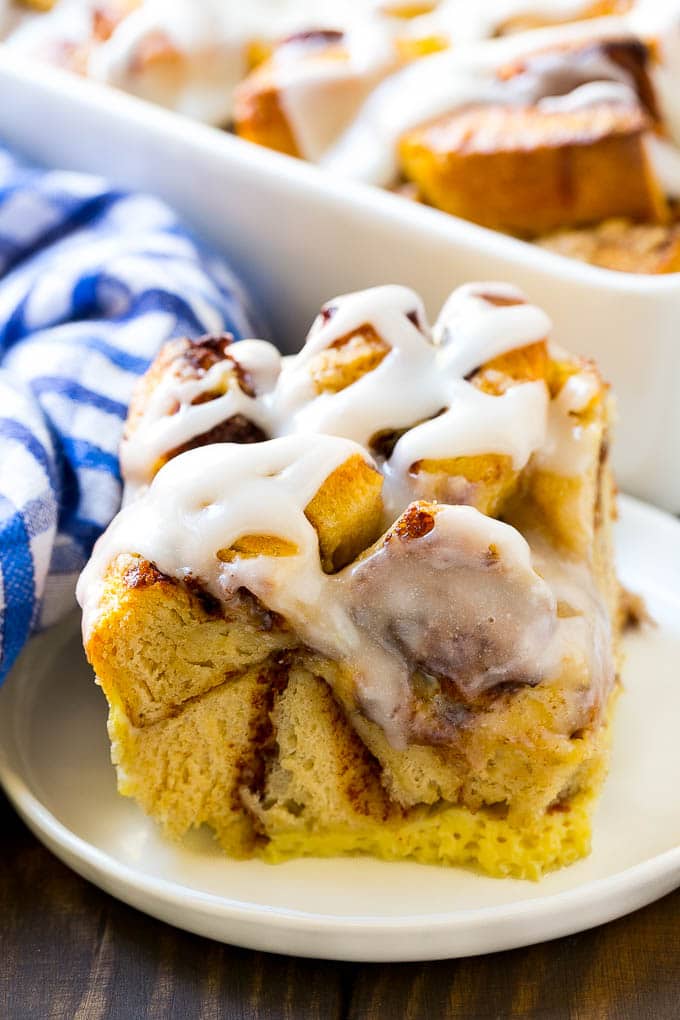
[[0, 51, 678, 510]]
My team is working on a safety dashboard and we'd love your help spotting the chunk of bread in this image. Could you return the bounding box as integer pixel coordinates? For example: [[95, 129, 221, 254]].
[[399, 102, 666, 235], [233, 67, 301, 157], [309, 325, 390, 394], [87, 554, 296, 727], [109, 665, 282, 857], [407, 340, 550, 514], [304, 452, 385, 571]]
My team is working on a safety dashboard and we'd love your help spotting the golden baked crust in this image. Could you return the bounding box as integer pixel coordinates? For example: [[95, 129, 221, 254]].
[[234, 29, 397, 158], [107, 605, 618, 877], [14, 1, 679, 275], [399, 101, 665, 236], [234, 65, 301, 157], [88, 553, 295, 728], [17, 0, 58, 10], [251, 668, 614, 880], [309, 324, 390, 395], [304, 453, 385, 571], [409, 338, 551, 513]]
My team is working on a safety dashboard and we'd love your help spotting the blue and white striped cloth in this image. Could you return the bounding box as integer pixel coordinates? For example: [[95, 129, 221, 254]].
[[0, 145, 263, 683]]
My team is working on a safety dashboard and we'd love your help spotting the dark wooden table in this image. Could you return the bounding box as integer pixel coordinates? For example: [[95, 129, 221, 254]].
[[1, 792, 678, 1020]]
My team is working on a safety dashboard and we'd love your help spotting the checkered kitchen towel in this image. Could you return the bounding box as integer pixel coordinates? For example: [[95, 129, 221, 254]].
[[0, 145, 264, 683]]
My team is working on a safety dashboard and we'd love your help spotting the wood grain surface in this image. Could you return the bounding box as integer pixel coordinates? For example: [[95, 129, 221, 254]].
[[1, 791, 678, 1020]]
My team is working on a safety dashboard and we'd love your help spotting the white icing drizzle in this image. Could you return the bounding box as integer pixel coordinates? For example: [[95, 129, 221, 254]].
[[534, 364, 603, 476], [120, 283, 561, 514], [120, 338, 281, 492], [275, 0, 640, 164], [2, 0, 98, 61], [272, 285, 438, 445], [77, 440, 612, 746], [345, 503, 562, 721], [536, 78, 638, 112], [319, 20, 646, 185], [86, 0, 250, 124], [321, 1, 680, 196], [272, 281, 551, 465], [79, 433, 407, 743], [385, 381, 549, 515], [530, 534, 613, 717], [386, 0, 624, 46], [276, 19, 399, 161], [79, 434, 364, 651], [630, 0, 680, 148], [433, 281, 552, 365]]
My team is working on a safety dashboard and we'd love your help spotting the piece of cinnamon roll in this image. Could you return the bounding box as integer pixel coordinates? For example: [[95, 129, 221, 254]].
[[78, 281, 624, 879], [398, 39, 667, 235]]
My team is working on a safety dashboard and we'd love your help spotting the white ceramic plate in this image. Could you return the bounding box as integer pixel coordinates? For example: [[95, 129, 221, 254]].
[[0, 494, 679, 962]]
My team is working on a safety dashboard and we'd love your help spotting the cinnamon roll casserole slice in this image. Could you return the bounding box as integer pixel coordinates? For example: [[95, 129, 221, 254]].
[[78, 282, 622, 880]]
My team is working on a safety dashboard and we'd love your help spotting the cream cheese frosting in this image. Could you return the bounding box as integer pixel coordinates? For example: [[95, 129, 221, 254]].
[[120, 282, 561, 500]]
